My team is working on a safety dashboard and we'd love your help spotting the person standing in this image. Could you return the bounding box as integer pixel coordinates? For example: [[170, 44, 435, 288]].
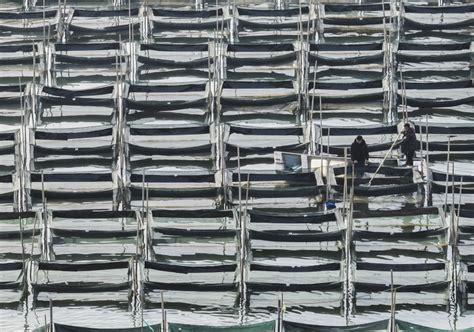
[[350, 135, 369, 166], [401, 123, 417, 166]]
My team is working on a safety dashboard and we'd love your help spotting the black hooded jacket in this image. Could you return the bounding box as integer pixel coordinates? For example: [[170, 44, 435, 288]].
[[350, 139, 369, 164], [401, 127, 417, 154]]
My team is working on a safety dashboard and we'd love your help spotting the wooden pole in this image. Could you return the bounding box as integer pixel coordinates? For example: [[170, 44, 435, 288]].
[[367, 132, 403, 186]]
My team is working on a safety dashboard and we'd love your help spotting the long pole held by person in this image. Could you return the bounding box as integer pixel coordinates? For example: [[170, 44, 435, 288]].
[[367, 132, 403, 187]]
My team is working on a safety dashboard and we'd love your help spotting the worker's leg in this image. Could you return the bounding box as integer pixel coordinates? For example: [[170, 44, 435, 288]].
[[406, 151, 414, 166]]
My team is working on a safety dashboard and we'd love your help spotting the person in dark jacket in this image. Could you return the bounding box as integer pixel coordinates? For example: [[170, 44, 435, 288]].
[[401, 123, 417, 166], [351, 135, 369, 165]]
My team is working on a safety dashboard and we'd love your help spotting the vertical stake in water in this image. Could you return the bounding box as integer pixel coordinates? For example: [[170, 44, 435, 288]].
[[49, 299, 53, 331], [444, 136, 451, 216], [425, 115, 429, 163], [451, 161, 456, 246], [18, 78, 24, 212], [237, 146, 242, 227], [309, 62, 317, 154], [451, 176, 463, 322], [161, 291, 166, 332], [277, 297, 283, 332], [342, 148, 348, 224], [390, 270, 396, 331], [19, 217, 25, 270], [326, 127, 330, 200], [277, 299, 281, 332], [141, 169, 145, 219], [41, 171, 47, 258], [319, 96, 323, 173], [344, 165, 355, 321]]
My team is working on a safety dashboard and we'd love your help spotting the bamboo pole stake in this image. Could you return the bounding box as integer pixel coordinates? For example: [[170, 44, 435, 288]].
[[309, 63, 317, 154], [141, 168, 146, 217], [161, 291, 166, 332], [19, 78, 24, 212], [145, 183, 149, 259], [41, 171, 47, 258], [345, 165, 355, 319], [19, 217, 25, 266], [319, 96, 323, 170], [237, 146, 242, 227], [454, 177, 463, 246], [30, 213, 38, 256], [42, 0, 46, 48], [49, 299, 53, 331], [326, 127, 330, 200], [390, 270, 396, 331], [451, 161, 456, 237], [342, 148, 348, 224], [277, 298, 282, 332], [444, 136, 451, 216], [425, 115, 429, 163], [244, 173, 250, 212]]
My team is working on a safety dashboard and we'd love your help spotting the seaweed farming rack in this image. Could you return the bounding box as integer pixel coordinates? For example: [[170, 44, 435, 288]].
[[0, 0, 473, 331]]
